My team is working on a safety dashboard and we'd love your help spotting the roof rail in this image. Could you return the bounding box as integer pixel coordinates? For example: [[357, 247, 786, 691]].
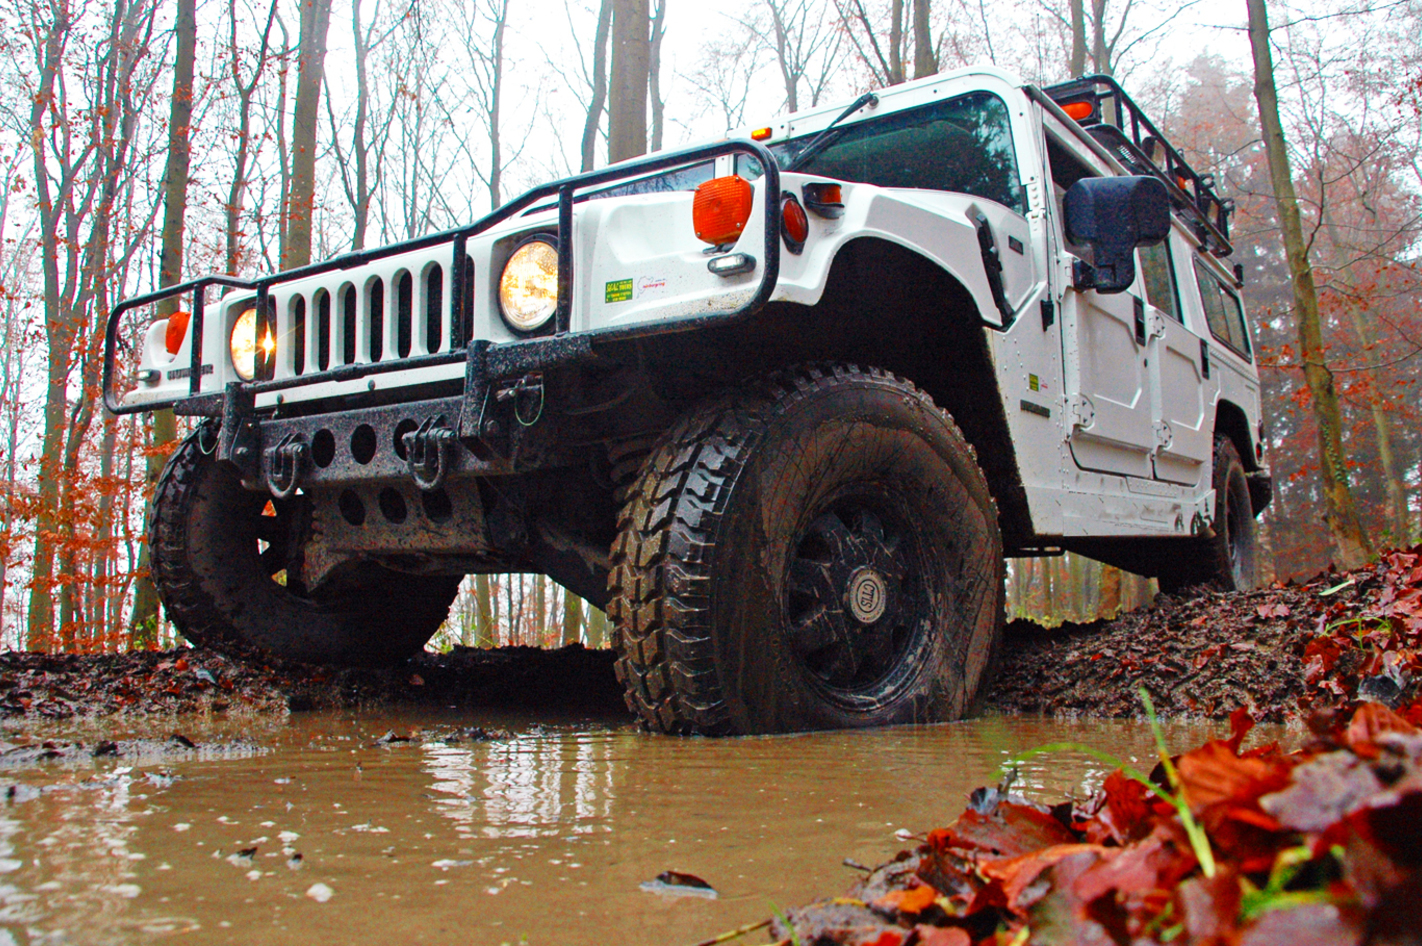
[[1043, 74, 1234, 257]]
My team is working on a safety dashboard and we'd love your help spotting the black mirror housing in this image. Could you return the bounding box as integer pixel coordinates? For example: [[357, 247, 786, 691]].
[[1063, 176, 1171, 293]]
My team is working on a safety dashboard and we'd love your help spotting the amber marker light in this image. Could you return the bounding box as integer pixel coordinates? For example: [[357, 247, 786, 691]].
[[692, 175, 755, 245], [750, 127, 773, 141], [164, 310, 190, 355], [1062, 100, 1094, 121], [781, 194, 809, 253]]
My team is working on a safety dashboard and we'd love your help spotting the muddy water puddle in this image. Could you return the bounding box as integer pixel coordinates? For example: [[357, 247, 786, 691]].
[[0, 710, 1258, 945]]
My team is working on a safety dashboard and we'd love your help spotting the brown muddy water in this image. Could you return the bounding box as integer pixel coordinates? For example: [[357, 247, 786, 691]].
[[0, 709, 1262, 946]]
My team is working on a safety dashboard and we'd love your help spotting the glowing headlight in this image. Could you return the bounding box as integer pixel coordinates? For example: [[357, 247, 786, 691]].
[[498, 239, 559, 332], [230, 306, 259, 381]]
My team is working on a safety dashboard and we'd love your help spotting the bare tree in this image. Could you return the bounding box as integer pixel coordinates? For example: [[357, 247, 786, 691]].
[[609, 0, 650, 161], [1247, 0, 1373, 568], [282, 0, 333, 269], [130, 0, 198, 646], [224, 0, 281, 274], [758, 0, 844, 112]]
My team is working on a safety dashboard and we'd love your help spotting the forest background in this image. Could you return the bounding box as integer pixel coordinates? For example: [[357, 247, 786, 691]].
[[0, 0, 1417, 654]]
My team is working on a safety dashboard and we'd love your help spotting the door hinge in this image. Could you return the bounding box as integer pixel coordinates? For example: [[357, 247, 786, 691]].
[[1070, 394, 1096, 429], [1153, 420, 1174, 452]]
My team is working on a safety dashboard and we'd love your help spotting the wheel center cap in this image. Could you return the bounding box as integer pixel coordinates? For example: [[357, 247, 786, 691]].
[[847, 567, 887, 625]]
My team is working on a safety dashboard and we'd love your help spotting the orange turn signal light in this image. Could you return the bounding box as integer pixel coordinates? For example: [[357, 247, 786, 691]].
[[1062, 101, 1094, 121], [781, 194, 809, 251], [693, 175, 754, 245], [751, 127, 773, 141], [165, 310, 190, 355]]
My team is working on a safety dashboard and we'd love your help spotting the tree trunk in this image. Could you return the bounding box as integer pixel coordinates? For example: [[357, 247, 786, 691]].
[[1246, 0, 1373, 569], [888, 0, 904, 84], [912, 0, 935, 78], [586, 606, 608, 648], [131, 0, 196, 646], [1069, 0, 1086, 75], [648, 0, 667, 152], [282, 0, 333, 270], [475, 574, 493, 647], [225, 0, 278, 274], [608, 0, 649, 163], [581, 0, 613, 172], [562, 589, 583, 646], [1090, 0, 1108, 75]]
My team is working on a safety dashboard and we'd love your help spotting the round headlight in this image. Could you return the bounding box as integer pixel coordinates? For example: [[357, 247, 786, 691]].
[[230, 306, 258, 381], [498, 239, 558, 332]]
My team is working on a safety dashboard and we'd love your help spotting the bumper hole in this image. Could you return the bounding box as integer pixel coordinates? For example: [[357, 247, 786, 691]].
[[338, 490, 366, 526], [420, 488, 453, 523], [311, 429, 336, 468], [393, 419, 418, 460], [351, 424, 377, 464], [379, 488, 408, 524]]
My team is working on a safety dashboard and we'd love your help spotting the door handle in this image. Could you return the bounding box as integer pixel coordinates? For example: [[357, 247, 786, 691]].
[[1133, 296, 1146, 346]]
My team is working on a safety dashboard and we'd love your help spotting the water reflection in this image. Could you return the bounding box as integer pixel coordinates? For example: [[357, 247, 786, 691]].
[[0, 713, 1251, 946], [424, 733, 615, 840]]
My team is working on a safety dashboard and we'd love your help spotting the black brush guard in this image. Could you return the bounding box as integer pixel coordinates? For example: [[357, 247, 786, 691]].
[[103, 139, 782, 420]]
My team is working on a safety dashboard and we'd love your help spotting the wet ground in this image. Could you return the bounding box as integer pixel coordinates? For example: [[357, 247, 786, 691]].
[[0, 709, 1251, 946]]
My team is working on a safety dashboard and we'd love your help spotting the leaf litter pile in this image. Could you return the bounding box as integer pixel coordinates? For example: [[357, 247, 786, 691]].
[[993, 546, 1422, 723], [0, 643, 624, 721], [758, 700, 1420, 946]]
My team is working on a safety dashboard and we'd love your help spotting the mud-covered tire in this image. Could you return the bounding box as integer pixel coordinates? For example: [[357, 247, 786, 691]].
[[1156, 437, 1259, 595], [607, 364, 1005, 735], [151, 428, 460, 667]]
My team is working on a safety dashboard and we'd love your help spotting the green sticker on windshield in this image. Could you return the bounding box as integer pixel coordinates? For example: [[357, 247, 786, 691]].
[[605, 278, 633, 303]]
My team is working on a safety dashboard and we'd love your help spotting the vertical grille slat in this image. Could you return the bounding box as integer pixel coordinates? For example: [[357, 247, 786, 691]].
[[316, 289, 331, 371], [368, 279, 384, 363], [291, 296, 306, 376], [425, 264, 443, 354], [341, 284, 357, 366], [396, 270, 413, 358]]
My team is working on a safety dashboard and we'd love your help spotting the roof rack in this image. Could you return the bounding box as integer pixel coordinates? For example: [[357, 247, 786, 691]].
[[1043, 74, 1234, 257]]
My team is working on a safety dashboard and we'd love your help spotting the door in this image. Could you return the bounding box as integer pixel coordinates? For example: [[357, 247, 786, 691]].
[[1139, 236, 1215, 485]]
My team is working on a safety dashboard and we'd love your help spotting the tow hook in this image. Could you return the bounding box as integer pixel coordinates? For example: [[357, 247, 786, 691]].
[[495, 373, 545, 428], [403, 415, 457, 491], [264, 433, 309, 500]]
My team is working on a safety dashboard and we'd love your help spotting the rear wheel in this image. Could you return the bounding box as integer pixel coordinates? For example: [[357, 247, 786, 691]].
[[1156, 437, 1259, 594], [151, 427, 460, 666], [607, 364, 1004, 735]]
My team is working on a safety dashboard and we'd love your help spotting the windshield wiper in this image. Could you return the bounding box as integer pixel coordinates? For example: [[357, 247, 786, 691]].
[[782, 92, 880, 172]]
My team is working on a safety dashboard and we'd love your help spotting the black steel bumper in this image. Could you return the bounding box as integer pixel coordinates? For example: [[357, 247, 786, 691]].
[[103, 139, 783, 446]]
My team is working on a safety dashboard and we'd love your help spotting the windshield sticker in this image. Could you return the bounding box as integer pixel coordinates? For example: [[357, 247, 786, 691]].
[[605, 278, 633, 303], [637, 276, 666, 297]]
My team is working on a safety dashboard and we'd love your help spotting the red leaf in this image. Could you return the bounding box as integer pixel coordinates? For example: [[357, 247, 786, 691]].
[[873, 881, 939, 915], [941, 802, 1077, 858], [1345, 702, 1417, 749]]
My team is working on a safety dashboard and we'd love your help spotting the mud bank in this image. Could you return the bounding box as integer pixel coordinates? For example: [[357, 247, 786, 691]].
[[992, 546, 1422, 724], [0, 643, 625, 721]]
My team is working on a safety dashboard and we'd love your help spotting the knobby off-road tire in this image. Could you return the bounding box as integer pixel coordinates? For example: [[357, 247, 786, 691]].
[[1156, 437, 1259, 595], [607, 364, 1005, 735], [151, 428, 460, 667]]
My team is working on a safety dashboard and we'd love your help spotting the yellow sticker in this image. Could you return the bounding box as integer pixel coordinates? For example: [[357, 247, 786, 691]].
[[1028, 373, 1040, 392], [605, 278, 633, 303]]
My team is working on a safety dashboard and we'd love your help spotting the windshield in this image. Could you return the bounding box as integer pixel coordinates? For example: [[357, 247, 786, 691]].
[[739, 90, 1025, 213]]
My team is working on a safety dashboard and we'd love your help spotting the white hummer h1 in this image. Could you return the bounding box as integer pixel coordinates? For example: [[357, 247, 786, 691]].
[[107, 68, 1270, 735]]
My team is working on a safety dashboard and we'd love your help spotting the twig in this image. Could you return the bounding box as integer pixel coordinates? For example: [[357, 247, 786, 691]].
[[684, 918, 772, 946]]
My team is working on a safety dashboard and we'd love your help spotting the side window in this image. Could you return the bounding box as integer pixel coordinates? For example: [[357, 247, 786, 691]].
[[1192, 257, 1251, 358], [1138, 241, 1179, 322]]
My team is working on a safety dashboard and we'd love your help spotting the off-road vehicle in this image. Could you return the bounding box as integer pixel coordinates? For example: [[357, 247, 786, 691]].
[[106, 68, 1271, 735]]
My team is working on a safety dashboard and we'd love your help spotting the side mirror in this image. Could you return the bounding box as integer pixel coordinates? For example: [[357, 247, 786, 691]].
[[1063, 176, 1171, 293]]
